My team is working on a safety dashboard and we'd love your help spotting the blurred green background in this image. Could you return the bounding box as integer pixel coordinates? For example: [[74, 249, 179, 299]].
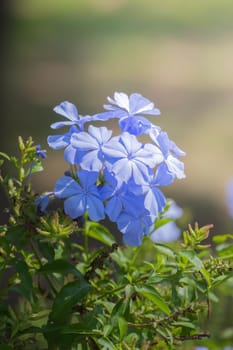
[[1, 1, 233, 347]]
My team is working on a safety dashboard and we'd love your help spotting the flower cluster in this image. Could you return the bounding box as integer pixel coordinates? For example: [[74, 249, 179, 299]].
[[48, 92, 186, 245]]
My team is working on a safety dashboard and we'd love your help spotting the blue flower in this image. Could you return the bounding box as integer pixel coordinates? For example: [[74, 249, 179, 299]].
[[35, 145, 47, 159], [35, 192, 52, 212], [48, 125, 85, 165], [141, 163, 174, 219], [51, 101, 93, 130], [116, 203, 153, 246], [54, 170, 105, 221], [103, 132, 163, 185], [150, 130, 186, 179], [48, 125, 79, 150], [94, 92, 160, 136], [71, 125, 112, 171]]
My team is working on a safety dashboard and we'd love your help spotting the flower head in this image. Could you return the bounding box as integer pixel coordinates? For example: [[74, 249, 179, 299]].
[[51, 101, 93, 130], [49, 91, 186, 246], [151, 131, 186, 179], [94, 92, 160, 136], [54, 170, 105, 221], [103, 132, 163, 185], [71, 125, 112, 171]]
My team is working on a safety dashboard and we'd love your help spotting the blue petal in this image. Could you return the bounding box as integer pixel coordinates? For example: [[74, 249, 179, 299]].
[[86, 195, 105, 221], [50, 121, 76, 130], [105, 196, 123, 221], [123, 229, 143, 246], [53, 101, 78, 122], [64, 194, 86, 219], [144, 188, 166, 218], [165, 156, 186, 179], [54, 176, 81, 198], [79, 150, 104, 171], [47, 135, 69, 150], [78, 170, 99, 189], [119, 116, 152, 135], [64, 145, 85, 165], [153, 163, 174, 186], [129, 93, 159, 115]]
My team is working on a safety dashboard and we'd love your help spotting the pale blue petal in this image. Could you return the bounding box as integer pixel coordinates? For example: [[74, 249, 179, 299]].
[[71, 132, 99, 150], [53, 101, 78, 122], [153, 163, 174, 186], [64, 145, 85, 165], [50, 121, 76, 130], [80, 150, 103, 171], [129, 93, 155, 114], [119, 133, 142, 154], [165, 156, 186, 179], [47, 135, 69, 150], [88, 125, 112, 143], [144, 188, 166, 218]]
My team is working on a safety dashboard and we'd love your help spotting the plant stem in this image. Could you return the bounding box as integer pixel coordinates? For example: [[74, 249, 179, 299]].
[[30, 238, 58, 296]]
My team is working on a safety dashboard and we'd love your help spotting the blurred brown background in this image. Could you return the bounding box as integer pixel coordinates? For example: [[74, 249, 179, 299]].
[[2, 0, 233, 234]]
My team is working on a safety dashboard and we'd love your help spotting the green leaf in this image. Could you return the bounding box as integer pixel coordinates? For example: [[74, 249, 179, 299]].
[[0, 151, 10, 161], [6, 226, 27, 246], [172, 321, 196, 329], [135, 285, 170, 315], [31, 163, 44, 174], [213, 234, 233, 243], [95, 337, 116, 349], [86, 221, 115, 246], [49, 279, 91, 323], [11, 260, 33, 299], [179, 250, 211, 286], [111, 297, 130, 320], [154, 243, 176, 258], [39, 259, 83, 278], [118, 317, 128, 340], [62, 324, 100, 335]]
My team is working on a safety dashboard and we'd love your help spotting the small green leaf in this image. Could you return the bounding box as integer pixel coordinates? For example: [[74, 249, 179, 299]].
[[179, 250, 211, 286], [118, 317, 128, 340], [0, 152, 10, 161], [62, 324, 100, 336], [95, 338, 116, 349], [135, 285, 170, 315], [39, 259, 83, 278], [86, 222, 115, 246], [49, 279, 91, 323], [172, 321, 196, 329], [213, 234, 233, 243], [111, 298, 130, 319], [154, 243, 176, 258], [12, 260, 32, 299], [31, 163, 44, 174]]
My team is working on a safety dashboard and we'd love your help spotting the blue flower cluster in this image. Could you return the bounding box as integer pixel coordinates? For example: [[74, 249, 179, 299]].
[[48, 92, 186, 246]]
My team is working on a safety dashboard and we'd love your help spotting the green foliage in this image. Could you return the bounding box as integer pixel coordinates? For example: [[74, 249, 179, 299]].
[[0, 138, 232, 349]]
